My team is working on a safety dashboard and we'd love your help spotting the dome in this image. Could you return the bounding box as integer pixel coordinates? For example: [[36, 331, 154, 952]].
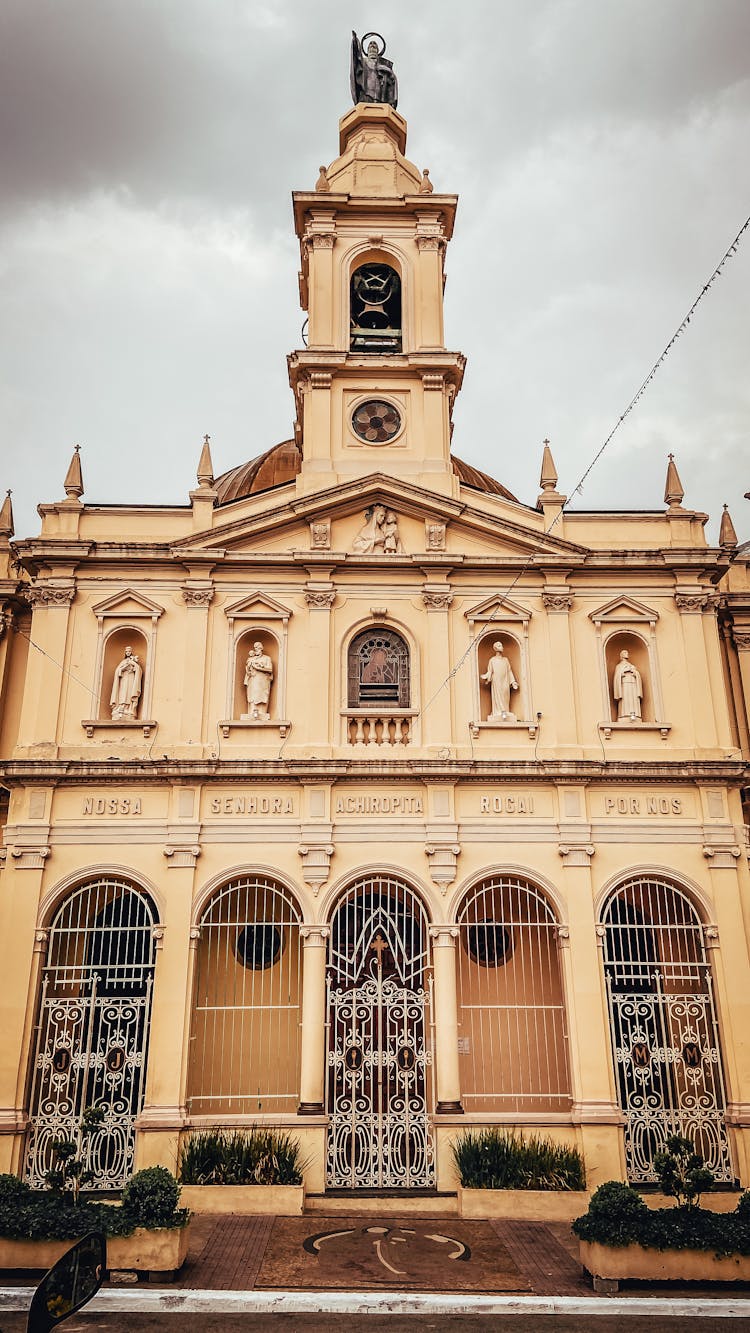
[[214, 440, 518, 506]]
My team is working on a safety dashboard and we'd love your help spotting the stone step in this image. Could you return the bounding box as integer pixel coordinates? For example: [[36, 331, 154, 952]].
[[304, 1191, 459, 1216]]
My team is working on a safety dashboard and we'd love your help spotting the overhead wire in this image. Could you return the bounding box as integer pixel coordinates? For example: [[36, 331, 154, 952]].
[[415, 210, 750, 726]]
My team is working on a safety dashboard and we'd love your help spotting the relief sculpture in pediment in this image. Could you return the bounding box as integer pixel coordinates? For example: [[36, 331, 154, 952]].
[[352, 504, 404, 554]]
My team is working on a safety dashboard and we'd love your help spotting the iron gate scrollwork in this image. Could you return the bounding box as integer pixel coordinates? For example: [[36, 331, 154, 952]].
[[602, 877, 732, 1184], [25, 879, 156, 1190], [326, 876, 434, 1189]]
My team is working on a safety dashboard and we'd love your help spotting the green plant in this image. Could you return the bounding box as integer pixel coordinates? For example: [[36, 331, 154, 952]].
[[44, 1106, 106, 1205], [451, 1128, 586, 1191], [573, 1180, 750, 1258], [178, 1127, 304, 1186], [653, 1134, 715, 1208], [121, 1166, 185, 1228], [0, 1166, 187, 1242]]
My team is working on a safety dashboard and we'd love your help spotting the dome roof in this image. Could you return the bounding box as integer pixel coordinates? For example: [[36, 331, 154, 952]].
[[214, 440, 518, 506]]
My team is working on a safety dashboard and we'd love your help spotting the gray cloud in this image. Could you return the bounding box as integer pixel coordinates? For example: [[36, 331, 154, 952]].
[[2, 0, 748, 541]]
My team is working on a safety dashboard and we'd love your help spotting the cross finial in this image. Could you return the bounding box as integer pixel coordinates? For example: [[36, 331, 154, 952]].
[[204, 433, 210, 446], [371, 933, 387, 959]]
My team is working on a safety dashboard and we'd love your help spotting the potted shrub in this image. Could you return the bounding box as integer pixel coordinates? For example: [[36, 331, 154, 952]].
[[574, 1136, 750, 1291], [0, 1165, 190, 1281], [453, 1128, 589, 1220], [178, 1127, 305, 1214]]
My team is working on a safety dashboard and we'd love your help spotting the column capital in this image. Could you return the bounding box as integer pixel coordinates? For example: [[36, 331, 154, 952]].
[[300, 925, 330, 945], [429, 925, 460, 945]]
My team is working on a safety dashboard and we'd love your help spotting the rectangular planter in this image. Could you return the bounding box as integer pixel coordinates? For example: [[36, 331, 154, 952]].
[[580, 1239, 750, 1291], [0, 1224, 190, 1280], [459, 1187, 590, 1221], [179, 1183, 304, 1215]]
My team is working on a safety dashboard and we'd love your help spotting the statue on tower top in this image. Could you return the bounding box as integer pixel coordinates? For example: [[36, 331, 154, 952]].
[[350, 31, 398, 108]]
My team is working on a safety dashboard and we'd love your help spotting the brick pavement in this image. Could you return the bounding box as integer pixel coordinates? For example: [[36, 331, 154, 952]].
[[175, 1214, 591, 1296]]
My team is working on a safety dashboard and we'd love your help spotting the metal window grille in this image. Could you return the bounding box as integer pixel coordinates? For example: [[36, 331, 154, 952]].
[[187, 876, 302, 1115], [456, 876, 571, 1112], [602, 876, 733, 1183], [326, 876, 434, 1188], [347, 629, 410, 709], [25, 877, 157, 1189]]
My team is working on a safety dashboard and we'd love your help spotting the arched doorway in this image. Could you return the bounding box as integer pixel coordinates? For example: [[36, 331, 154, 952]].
[[326, 874, 433, 1189], [25, 877, 157, 1189], [601, 875, 732, 1183]]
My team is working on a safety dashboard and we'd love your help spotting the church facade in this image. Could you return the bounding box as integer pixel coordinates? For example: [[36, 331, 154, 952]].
[[1, 95, 749, 1199]]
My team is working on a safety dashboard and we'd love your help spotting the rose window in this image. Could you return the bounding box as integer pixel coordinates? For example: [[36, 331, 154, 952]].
[[351, 400, 401, 444]]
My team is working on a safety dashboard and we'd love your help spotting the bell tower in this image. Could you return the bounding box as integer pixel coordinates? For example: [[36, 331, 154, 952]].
[[288, 60, 465, 498]]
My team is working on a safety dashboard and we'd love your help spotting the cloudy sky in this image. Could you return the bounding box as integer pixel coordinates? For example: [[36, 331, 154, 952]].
[[2, 0, 748, 542]]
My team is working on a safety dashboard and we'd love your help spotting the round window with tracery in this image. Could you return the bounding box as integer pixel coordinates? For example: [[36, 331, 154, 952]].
[[351, 399, 401, 444]]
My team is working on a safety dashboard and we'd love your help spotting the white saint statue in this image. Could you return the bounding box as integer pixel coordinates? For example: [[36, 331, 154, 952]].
[[243, 641, 274, 720], [481, 641, 518, 722], [110, 647, 143, 720], [613, 649, 643, 721]]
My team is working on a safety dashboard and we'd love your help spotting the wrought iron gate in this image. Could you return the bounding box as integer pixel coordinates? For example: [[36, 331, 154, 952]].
[[326, 876, 434, 1189], [602, 877, 732, 1184], [25, 879, 156, 1190]]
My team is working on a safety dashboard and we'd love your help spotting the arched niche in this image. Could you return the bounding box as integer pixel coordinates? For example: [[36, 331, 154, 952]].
[[477, 631, 523, 723], [220, 592, 292, 739], [84, 589, 163, 737], [100, 626, 148, 722], [350, 260, 402, 353], [233, 628, 279, 721], [589, 596, 670, 740], [605, 630, 652, 723]]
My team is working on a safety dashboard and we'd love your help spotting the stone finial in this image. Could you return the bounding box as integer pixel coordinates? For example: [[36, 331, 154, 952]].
[[664, 453, 684, 510], [63, 444, 84, 500], [419, 168, 433, 194], [539, 438, 558, 492], [0, 490, 13, 539], [197, 433, 214, 489], [315, 165, 331, 193], [719, 503, 738, 549]]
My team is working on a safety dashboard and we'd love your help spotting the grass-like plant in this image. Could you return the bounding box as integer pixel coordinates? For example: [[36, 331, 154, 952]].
[[452, 1128, 586, 1191], [178, 1127, 304, 1186]]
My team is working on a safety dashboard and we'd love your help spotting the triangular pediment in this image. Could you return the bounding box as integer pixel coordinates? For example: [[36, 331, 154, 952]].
[[224, 591, 293, 622], [91, 588, 164, 619], [465, 594, 532, 625], [589, 595, 659, 624], [171, 472, 588, 563]]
